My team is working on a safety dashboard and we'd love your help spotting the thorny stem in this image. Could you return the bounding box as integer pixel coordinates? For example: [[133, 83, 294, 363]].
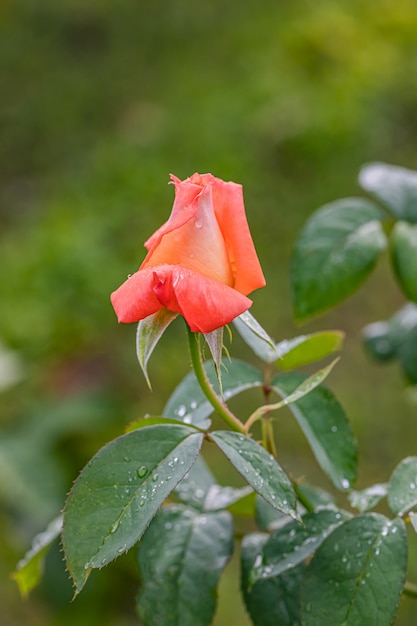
[[186, 325, 246, 434]]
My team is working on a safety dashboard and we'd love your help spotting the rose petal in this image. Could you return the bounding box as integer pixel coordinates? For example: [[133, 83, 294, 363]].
[[141, 184, 233, 286], [210, 176, 266, 294], [110, 269, 162, 323], [110, 264, 252, 333], [152, 265, 252, 333]]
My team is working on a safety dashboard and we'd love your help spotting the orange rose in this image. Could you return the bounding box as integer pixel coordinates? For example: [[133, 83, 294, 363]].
[[110, 173, 265, 333]]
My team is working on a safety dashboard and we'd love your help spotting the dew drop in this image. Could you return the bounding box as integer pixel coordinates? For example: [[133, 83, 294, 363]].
[[137, 466, 148, 478], [139, 500, 145, 507], [101, 557, 107, 566], [341, 479, 350, 489], [195, 219, 203, 229], [177, 405, 187, 417], [183, 414, 192, 424], [152, 473, 159, 482], [331, 425, 338, 433], [110, 520, 119, 534], [190, 401, 198, 409], [410, 482, 416, 490], [117, 545, 126, 554]]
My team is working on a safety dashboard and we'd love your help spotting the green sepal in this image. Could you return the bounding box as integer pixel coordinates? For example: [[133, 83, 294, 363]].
[[136, 309, 178, 388]]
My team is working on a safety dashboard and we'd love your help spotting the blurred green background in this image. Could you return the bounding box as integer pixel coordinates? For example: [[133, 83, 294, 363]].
[[2, 0, 417, 624]]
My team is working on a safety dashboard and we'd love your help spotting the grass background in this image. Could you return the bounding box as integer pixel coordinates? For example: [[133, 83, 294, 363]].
[[2, 1, 417, 624]]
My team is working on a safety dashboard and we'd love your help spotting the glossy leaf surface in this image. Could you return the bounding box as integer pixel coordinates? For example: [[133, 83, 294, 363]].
[[63, 424, 203, 592], [276, 331, 344, 370], [251, 508, 348, 584], [390, 221, 417, 303], [272, 372, 357, 490], [302, 514, 407, 626], [210, 431, 299, 519], [13, 515, 63, 596], [137, 505, 233, 626], [291, 197, 386, 320], [359, 161, 417, 222], [241, 533, 305, 626], [387, 456, 417, 515]]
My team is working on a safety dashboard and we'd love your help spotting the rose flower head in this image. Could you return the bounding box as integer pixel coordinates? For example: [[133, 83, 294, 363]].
[[110, 173, 265, 333]]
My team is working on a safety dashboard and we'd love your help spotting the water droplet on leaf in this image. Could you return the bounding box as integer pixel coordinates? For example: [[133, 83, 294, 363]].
[[137, 466, 147, 478]]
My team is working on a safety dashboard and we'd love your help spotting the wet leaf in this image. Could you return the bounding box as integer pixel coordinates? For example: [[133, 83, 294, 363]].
[[272, 372, 357, 491], [175, 455, 217, 511], [62, 424, 203, 593], [251, 508, 348, 584], [203, 484, 253, 512], [388, 456, 417, 515], [390, 221, 417, 303], [13, 515, 63, 596], [137, 505, 233, 626], [276, 331, 344, 370], [348, 483, 388, 513], [210, 431, 299, 519], [291, 197, 386, 320], [359, 162, 417, 222], [302, 514, 407, 626], [241, 533, 305, 626]]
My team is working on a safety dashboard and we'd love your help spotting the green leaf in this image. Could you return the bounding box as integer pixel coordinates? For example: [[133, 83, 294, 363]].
[[397, 325, 417, 384], [233, 311, 280, 362], [302, 514, 407, 626], [137, 505, 234, 626], [362, 303, 417, 361], [175, 455, 217, 511], [203, 484, 253, 511], [295, 482, 336, 510], [210, 431, 299, 519], [255, 494, 290, 532], [251, 508, 348, 584], [348, 483, 388, 513], [387, 456, 417, 515], [12, 515, 63, 596], [62, 424, 203, 593], [241, 533, 305, 626], [390, 221, 417, 303], [291, 197, 386, 320], [163, 359, 263, 429], [409, 511, 417, 533], [272, 372, 357, 491], [125, 416, 202, 433], [276, 331, 344, 370], [359, 161, 417, 223], [136, 310, 178, 388]]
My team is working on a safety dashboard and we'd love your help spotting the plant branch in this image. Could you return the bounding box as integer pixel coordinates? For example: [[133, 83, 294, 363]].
[[186, 325, 246, 434]]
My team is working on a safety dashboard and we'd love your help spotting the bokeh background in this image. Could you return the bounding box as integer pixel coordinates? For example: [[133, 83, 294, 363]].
[[2, 1, 417, 624]]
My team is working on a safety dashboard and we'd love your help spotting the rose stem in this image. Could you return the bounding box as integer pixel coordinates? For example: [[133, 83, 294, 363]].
[[186, 324, 246, 434]]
